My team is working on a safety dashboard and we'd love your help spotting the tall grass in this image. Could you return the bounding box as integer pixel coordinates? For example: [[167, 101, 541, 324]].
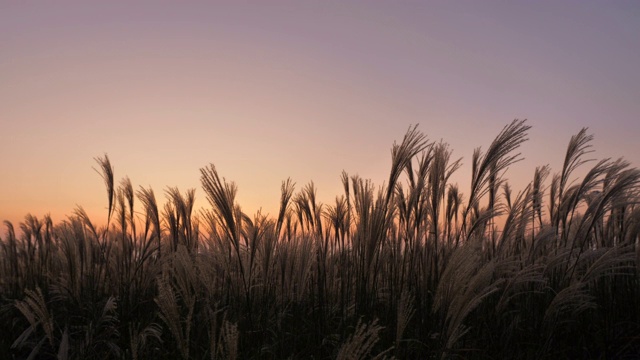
[[1, 119, 640, 359]]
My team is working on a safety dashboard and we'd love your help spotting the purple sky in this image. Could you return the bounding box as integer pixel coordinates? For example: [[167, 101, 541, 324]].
[[1, 1, 639, 228]]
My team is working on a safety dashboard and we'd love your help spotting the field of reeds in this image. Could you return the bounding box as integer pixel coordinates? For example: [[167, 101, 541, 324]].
[[2, 119, 640, 359]]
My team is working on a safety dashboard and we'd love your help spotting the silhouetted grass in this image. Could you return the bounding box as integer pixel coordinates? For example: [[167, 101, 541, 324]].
[[2, 120, 640, 359]]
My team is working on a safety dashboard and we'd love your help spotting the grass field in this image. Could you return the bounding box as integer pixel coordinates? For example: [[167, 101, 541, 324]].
[[2, 119, 639, 359]]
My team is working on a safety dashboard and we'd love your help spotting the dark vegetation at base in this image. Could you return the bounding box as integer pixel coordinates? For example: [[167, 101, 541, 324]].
[[1, 120, 640, 359]]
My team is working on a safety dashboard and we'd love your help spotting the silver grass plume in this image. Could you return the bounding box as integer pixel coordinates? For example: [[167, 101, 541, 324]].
[[94, 154, 115, 227]]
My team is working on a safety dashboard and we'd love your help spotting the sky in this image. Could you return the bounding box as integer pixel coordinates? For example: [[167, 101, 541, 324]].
[[1, 1, 639, 231]]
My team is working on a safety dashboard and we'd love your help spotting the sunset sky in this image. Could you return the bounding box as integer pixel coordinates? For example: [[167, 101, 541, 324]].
[[1, 1, 639, 230]]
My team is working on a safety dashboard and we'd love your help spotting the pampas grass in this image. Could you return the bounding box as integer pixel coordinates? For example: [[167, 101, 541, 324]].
[[2, 120, 640, 359]]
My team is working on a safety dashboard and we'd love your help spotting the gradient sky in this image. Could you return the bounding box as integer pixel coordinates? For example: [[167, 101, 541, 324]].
[[1, 1, 639, 230]]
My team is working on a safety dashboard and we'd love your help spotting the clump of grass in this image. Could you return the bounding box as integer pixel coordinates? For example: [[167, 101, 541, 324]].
[[336, 318, 389, 360], [2, 120, 640, 359]]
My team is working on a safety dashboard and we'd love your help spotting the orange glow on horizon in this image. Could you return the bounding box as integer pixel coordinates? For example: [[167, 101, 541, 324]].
[[2, 2, 639, 235]]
